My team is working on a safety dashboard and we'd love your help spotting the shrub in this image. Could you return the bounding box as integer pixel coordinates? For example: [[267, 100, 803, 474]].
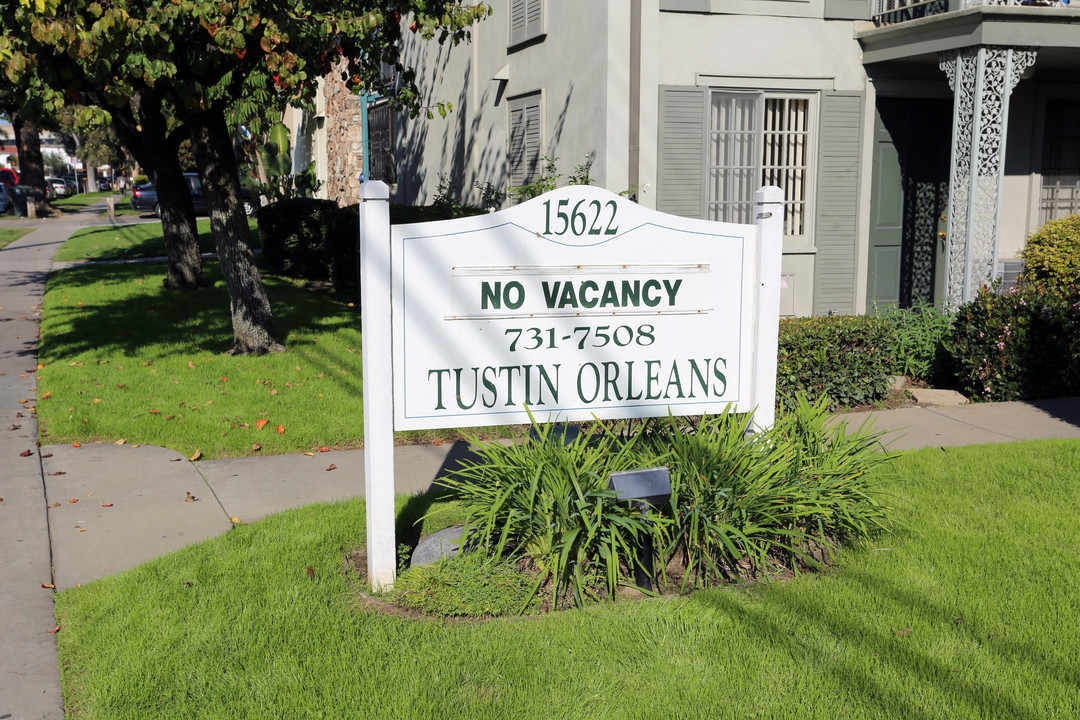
[[257, 198, 358, 297], [633, 398, 893, 590], [1018, 214, 1080, 292], [950, 283, 1080, 402], [874, 303, 955, 384], [440, 420, 655, 609], [441, 397, 895, 612], [776, 315, 896, 411]]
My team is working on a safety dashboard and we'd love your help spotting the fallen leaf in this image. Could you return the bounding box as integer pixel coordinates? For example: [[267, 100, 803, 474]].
[[47, 625, 60, 634], [67, 499, 78, 504], [42, 583, 55, 589], [327, 464, 337, 471], [276, 425, 285, 434], [48, 502, 60, 508], [40, 392, 51, 400], [114, 439, 126, 445], [40, 453, 52, 458], [72, 442, 80, 448], [99, 502, 113, 508], [92, 398, 102, 404], [8, 424, 21, 430], [304, 452, 314, 457], [255, 418, 269, 430], [230, 516, 240, 524], [48, 472, 66, 477], [19, 449, 33, 457], [307, 565, 314, 580], [269, 389, 278, 395], [185, 492, 197, 502], [170, 458, 182, 462], [252, 443, 262, 451], [148, 409, 160, 414], [221, 376, 227, 383], [78, 528, 87, 533], [188, 361, 196, 369], [317, 446, 330, 453], [189, 449, 202, 461]]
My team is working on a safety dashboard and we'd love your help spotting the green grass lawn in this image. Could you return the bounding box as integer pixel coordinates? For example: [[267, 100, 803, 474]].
[[49, 191, 117, 213], [54, 218, 257, 262], [53, 439, 1080, 719], [37, 259, 364, 459], [0, 225, 33, 249], [37, 252, 511, 457]]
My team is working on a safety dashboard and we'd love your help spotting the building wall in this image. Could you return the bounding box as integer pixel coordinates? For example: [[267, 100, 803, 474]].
[[395, 0, 615, 206]]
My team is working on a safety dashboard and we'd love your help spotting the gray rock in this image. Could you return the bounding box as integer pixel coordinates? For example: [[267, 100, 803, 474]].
[[410, 525, 471, 568]]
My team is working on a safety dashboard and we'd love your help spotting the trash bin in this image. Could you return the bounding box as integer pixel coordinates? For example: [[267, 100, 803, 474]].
[[10, 185, 29, 217]]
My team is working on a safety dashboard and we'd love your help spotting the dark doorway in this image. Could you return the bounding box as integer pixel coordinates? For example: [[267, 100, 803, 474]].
[[867, 96, 952, 309]]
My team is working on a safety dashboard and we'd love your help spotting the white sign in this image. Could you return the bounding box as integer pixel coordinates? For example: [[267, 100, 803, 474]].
[[359, 183, 783, 589], [391, 187, 756, 430]]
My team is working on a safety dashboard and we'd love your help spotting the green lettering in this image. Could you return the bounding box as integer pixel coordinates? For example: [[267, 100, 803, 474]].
[[599, 282, 619, 307], [576, 363, 600, 403], [663, 278, 683, 306], [665, 362, 685, 399], [713, 358, 728, 396], [498, 366, 521, 407], [453, 368, 479, 410], [559, 282, 579, 309], [621, 280, 640, 307], [542, 281, 560, 308], [645, 360, 662, 400], [642, 280, 662, 307], [624, 361, 643, 400], [481, 367, 498, 408], [579, 280, 599, 308], [688, 359, 710, 399], [428, 368, 451, 410], [481, 282, 500, 310], [602, 361, 623, 402]]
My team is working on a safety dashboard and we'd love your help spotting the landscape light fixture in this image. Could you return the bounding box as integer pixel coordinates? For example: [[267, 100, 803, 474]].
[[607, 467, 671, 592]]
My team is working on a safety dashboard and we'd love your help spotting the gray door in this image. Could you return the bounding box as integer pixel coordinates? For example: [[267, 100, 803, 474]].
[[868, 97, 951, 310]]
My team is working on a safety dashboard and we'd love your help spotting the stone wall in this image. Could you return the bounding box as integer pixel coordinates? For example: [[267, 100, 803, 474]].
[[323, 63, 364, 206]]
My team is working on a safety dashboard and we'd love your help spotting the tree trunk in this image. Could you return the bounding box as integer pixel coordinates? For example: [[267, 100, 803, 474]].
[[12, 113, 46, 208], [190, 107, 283, 355], [111, 90, 205, 289]]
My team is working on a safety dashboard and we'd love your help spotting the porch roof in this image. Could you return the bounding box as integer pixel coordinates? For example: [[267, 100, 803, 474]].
[[856, 5, 1080, 68]]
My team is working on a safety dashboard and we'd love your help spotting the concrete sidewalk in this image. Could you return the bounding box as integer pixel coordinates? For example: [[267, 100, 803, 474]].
[[2, 201, 1080, 719]]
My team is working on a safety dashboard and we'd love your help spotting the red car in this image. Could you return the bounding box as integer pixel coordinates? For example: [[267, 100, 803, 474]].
[[0, 168, 18, 187]]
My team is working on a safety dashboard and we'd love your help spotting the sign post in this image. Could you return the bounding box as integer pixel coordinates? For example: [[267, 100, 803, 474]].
[[358, 183, 783, 589]]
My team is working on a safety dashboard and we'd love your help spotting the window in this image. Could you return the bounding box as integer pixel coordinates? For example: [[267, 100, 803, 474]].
[[368, 101, 396, 184], [1039, 99, 1080, 225], [509, 0, 543, 47], [508, 92, 542, 189], [707, 90, 813, 240]]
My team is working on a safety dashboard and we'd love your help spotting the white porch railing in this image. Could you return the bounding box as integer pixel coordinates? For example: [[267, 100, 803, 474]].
[[871, 0, 1054, 24]]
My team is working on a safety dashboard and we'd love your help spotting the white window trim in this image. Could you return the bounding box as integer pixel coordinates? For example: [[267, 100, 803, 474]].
[[705, 87, 818, 247]]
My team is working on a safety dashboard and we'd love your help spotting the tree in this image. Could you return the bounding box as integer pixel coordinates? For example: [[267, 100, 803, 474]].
[[9, 0, 491, 354]]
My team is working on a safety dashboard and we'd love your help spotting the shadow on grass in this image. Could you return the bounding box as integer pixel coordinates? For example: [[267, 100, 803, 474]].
[[40, 260, 359, 362], [692, 562, 1064, 720]]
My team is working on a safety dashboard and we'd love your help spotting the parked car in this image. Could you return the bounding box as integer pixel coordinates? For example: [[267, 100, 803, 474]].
[[130, 173, 258, 218], [0, 168, 19, 187], [0, 185, 11, 214], [45, 177, 69, 197], [62, 177, 79, 195]]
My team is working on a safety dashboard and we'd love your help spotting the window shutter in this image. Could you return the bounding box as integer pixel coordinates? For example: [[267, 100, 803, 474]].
[[510, 0, 543, 46], [508, 94, 542, 188], [813, 92, 864, 316], [657, 86, 707, 219]]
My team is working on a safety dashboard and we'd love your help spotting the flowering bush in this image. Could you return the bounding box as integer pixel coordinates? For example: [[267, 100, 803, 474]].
[[951, 283, 1080, 401]]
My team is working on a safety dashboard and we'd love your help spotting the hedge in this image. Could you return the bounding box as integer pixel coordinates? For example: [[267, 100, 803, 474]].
[[776, 315, 895, 412]]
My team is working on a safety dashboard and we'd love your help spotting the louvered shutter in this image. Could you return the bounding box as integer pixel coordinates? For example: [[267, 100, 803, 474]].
[[812, 92, 864, 316], [508, 93, 542, 188], [657, 86, 707, 219], [510, 0, 543, 46]]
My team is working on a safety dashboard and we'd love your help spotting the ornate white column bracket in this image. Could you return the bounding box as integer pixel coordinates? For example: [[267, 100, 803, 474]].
[[938, 45, 1036, 307]]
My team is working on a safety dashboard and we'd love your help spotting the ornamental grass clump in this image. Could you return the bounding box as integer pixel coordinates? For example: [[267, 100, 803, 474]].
[[633, 397, 893, 590], [440, 420, 657, 610], [439, 397, 896, 613]]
